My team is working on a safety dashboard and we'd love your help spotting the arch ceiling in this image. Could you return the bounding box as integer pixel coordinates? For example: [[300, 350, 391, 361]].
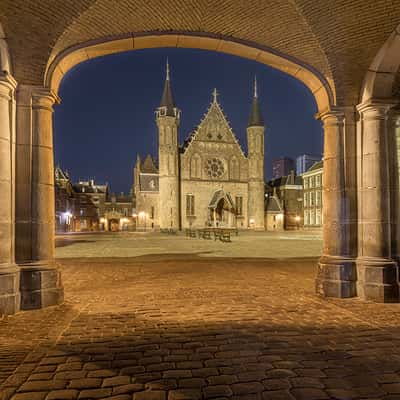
[[1, 0, 400, 104]]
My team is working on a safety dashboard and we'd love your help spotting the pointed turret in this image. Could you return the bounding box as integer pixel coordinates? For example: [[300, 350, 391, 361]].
[[159, 59, 176, 117], [247, 76, 265, 230], [156, 60, 180, 230], [247, 77, 264, 127]]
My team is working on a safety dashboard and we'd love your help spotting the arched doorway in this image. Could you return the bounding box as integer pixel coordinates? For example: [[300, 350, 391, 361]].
[[208, 189, 236, 228]]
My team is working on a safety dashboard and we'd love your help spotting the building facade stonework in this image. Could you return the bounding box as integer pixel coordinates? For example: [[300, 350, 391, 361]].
[[302, 160, 323, 228], [134, 68, 265, 231]]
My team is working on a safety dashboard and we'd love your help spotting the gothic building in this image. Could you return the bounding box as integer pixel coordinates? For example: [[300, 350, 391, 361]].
[[134, 63, 266, 230]]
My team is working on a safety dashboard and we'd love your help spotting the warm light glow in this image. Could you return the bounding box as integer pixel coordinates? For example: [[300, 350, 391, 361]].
[[132, 213, 138, 218], [249, 218, 255, 224], [295, 215, 301, 222], [277, 213, 284, 220], [100, 217, 106, 223], [121, 218, 129, 223], [138, 211, 146, 218]]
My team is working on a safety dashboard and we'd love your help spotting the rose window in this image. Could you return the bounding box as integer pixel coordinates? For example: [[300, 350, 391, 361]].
[[206, 158, 225, 178]]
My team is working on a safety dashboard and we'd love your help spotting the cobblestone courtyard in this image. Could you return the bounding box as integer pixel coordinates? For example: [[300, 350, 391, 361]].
[[2, 232, 400, 400]]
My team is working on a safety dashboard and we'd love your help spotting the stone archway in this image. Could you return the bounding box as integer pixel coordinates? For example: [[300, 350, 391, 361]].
[[4, 33, 355, 314], [3, 25, 398, 314]]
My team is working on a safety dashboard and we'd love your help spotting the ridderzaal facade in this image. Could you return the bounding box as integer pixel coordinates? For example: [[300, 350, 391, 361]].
[[134, 65, 265, 231]]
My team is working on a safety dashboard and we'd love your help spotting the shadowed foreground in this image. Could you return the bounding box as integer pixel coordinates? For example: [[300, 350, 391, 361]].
[[1, 256, 400, 400]]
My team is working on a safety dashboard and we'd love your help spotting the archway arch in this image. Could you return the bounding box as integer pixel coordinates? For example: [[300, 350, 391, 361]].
[[6, 29, 378, 315], [44, 33, 334, 114], [360, 23, 400, 103]]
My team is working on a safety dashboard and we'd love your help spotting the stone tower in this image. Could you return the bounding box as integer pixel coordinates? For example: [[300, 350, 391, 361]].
[[247, 77, 265, 230], [156, 61, 181, 229]]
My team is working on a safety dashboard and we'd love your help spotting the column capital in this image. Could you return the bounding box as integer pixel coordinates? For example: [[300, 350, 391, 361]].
[[316, 106, 349, 123], [17, 85, 60, 109], [317, 108, 346, 129], [0, 71, 17, 99], [32, 87, 60, 111], [357, 99, 398, 119]]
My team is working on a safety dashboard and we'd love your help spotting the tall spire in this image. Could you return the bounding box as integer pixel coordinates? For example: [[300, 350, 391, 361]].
[[159, 59, 176, 116], [247, 76, 264, 127], [166, 58, 170, 81], [212, 88, 218, 103]]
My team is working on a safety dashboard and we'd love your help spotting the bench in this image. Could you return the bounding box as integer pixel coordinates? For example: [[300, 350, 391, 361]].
[[160, 228, 177, 235], [213, 228, 232, 242], [198, 229, 212, 240], [185, 228, 197, 238], [220, 230, 231, 242]]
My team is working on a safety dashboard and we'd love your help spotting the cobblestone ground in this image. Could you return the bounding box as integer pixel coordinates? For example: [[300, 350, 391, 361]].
[[2, 236, 400, 399], [54, 231, 323, 259]]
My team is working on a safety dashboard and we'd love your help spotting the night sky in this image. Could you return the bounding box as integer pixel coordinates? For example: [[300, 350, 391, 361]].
[[54, 48, 323, 194]]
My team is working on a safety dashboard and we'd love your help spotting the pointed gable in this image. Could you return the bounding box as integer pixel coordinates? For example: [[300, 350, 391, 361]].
[[182, 90, 245, 158]]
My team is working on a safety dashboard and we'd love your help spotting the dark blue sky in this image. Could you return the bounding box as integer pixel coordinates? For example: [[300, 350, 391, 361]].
[[54, 48, 322, 194]]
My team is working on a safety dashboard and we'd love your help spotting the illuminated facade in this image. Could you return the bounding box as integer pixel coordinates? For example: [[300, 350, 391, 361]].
[[302, 160, 323, 228], [267, 171, 303, 230], [55, 171, 134, 232], [134, 66, 266, 230]]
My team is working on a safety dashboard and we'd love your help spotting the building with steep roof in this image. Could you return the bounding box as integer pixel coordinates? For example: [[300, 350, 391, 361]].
[[267, 170, 303, 230], [133, 64, 265, 230], [265, 189, 285, 231]]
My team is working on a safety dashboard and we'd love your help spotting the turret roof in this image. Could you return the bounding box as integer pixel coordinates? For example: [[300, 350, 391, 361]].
[[159, 60, 176, 116], [247, 77, 264, 127]]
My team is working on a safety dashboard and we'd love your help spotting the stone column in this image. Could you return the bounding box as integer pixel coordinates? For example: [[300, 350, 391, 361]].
[[390, 108, 400, 265], [0, 72, 19, 315], [316, 109, 357, 298], [16, 85, 64, 309], [356, 101, 399, 302]]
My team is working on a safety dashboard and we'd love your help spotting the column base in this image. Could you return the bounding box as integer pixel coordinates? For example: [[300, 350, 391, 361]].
[[356, 258, 399, 302], [19, 262, 64, 310], [316, 256, 357, 298], [0, 264, 20, 315]]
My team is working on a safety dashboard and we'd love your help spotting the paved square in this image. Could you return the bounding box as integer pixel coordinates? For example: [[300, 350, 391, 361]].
[[2, 232, 400, 400]]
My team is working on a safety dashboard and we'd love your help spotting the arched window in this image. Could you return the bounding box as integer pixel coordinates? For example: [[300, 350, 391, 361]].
[[190, 154, 202, 178], [230, 157, 239, 180]]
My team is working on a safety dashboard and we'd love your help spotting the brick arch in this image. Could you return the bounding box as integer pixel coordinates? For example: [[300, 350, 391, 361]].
[[44, 33, 334, 114], [361, 23, 400, 103]]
